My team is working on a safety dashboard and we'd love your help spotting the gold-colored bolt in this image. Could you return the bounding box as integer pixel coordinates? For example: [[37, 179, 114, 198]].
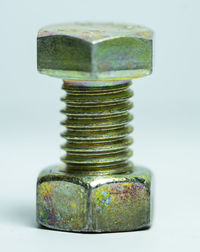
[[36, 23, 153, 232]]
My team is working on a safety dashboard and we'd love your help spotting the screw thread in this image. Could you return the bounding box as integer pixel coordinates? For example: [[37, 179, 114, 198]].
[[61, 81, 134, 175]]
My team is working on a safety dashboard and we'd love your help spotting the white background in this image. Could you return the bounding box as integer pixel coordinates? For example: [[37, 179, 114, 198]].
[[0, 0, 199, 251]]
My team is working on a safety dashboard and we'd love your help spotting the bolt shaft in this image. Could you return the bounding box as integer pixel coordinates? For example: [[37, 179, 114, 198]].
[[61, 81, 134, 175]]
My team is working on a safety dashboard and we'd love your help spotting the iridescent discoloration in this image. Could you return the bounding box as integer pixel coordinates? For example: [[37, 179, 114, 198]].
[[37, 23, 153, 82], [37, 180, 87, 231], [92, 182, 150, 232], [37, 165, 152, 232]]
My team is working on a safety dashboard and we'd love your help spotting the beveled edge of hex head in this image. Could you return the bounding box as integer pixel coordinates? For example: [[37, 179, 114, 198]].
[[37, 22, 153, 82]]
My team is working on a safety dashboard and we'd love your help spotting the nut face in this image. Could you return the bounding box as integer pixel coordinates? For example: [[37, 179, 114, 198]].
[[92, 182, 150, 231], [37, 181, 88, 230], [37, 23, 153, 81], [37, 165, 152, 232]]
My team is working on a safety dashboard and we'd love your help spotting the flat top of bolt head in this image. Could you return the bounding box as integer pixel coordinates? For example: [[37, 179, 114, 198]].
[[38, 22, 153, 43]]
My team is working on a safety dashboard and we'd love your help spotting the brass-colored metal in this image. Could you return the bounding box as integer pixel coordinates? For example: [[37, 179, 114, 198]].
[[36, 23, 153, 233], [60, 81, 133, 175]]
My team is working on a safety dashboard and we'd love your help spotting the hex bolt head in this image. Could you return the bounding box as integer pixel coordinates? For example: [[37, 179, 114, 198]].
[[37, 22, 153, 81]]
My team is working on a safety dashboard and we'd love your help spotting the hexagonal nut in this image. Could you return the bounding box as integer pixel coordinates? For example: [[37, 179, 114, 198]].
[[37, 23, 153, 81], [37, 165, 153, 232]]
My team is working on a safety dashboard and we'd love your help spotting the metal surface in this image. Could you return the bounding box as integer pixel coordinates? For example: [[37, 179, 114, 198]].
[[37, 23, 152, 81], [36, 22, 153, 233], [37, 165, 152, 232], [61, 81, 133, 175]]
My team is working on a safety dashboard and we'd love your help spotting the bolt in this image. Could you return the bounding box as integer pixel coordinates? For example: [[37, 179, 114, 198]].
[[36, 23, 153, 232]]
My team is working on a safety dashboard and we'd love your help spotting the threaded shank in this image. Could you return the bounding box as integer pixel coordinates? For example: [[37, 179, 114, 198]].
[[61, 81, 134, 175]]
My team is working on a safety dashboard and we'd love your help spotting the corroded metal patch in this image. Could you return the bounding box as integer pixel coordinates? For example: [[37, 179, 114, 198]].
[[37, 181, 87, 231], [36, 165, 152, 232], [92, 181, 150, 232]]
